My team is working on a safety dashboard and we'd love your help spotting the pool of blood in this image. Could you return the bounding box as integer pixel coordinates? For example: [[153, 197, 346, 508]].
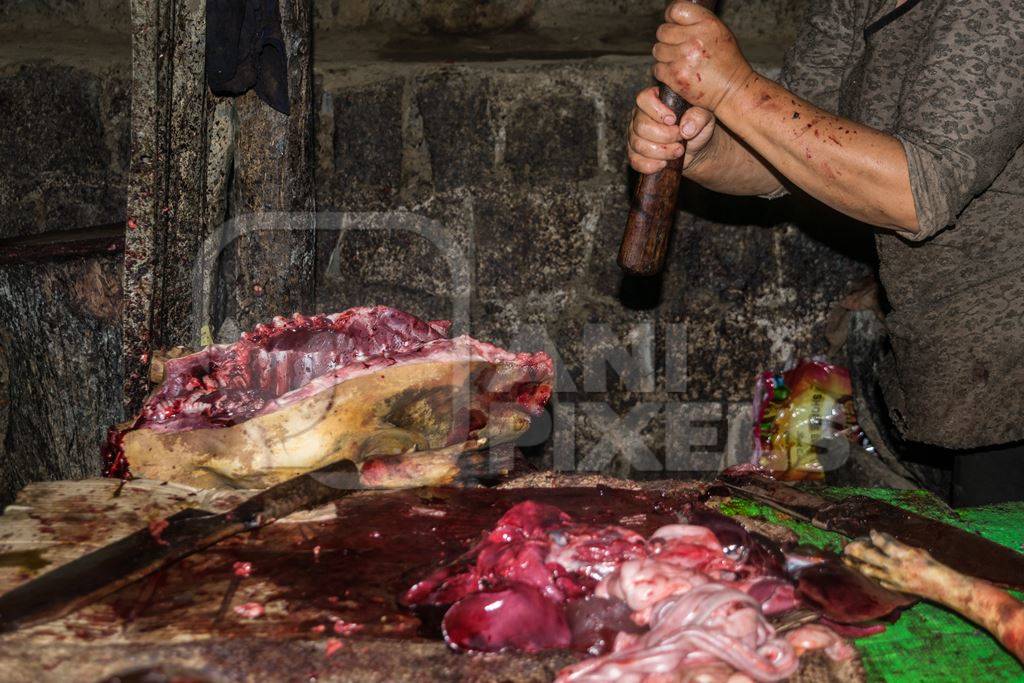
[[101, 486, 700, 641]]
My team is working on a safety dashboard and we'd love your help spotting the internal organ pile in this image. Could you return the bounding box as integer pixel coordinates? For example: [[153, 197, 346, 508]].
[[404, 502, 907, 682], [103, 306, 553, 487]]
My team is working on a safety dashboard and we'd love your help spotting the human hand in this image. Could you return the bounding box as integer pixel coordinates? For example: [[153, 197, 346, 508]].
[[627, 86, 717, 174], [651, 2, 754, 113]]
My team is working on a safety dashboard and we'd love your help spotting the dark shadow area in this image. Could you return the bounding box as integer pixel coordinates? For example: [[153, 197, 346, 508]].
[[618, 272, 665, 311], [677, 180, 877, 267], [785, 193, 879, 268]]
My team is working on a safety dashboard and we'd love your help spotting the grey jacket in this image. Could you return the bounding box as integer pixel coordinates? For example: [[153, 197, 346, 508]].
[[780, 0, 1024, 448]]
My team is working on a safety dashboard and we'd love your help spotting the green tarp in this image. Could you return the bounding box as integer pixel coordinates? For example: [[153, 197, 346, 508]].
[[718, 489, 1024, 681]]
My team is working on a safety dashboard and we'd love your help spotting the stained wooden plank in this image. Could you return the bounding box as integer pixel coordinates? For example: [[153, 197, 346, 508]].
[[0, 224, 125, 264], [0, 479, 340, 588], [0, 479, 242, 592], [0, 477, 862, 683]]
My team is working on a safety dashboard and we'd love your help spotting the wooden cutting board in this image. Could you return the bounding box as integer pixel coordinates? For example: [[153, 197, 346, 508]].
[[0, 475, 863, 683]]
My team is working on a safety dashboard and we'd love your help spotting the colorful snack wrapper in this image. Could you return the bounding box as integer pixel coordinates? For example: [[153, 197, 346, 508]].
[[752, 360, 864, 481]]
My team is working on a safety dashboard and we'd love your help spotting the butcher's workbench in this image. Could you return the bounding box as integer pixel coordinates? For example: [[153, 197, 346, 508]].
[[0, 475, 1020, 682]]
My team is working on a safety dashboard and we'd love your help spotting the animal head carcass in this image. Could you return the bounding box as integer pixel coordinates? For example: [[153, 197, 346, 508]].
[[103, 306, 553, 488]]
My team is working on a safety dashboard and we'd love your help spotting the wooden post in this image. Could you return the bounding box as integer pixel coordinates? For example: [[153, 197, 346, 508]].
[[123, 0, 210, 410], [212, 0, 316, 334], [123, 0, 316, 412]]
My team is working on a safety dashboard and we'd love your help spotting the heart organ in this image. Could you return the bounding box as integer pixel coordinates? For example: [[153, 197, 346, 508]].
[[103, 306, 553, 488]]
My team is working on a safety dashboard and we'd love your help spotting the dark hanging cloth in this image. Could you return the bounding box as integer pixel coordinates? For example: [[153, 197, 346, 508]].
[[206, 0, 289, 114]]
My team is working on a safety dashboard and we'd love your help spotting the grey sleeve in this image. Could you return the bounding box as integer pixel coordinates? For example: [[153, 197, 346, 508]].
[[778, 0, 868, 112], [894, 2, 1024, 240]]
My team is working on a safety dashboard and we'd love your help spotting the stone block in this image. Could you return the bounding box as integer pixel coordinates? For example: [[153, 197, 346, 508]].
[[501, 71, 598, 183], [0, 62, 129, 238], [415, 70, 496, 191], [572, 397, 664, 478], [576, 180, 637, 300], [778, 202, 874, 295], [314, 195, 474, 325], [314, 0, 536, 33], [472, 182, 594, 302], [0, 0, 129, 32], [407, 0, 536, 34], [329, 78, 405, 205], [550, 391, 753, 480], [585, 59, 653, 174], [671, 218, 779, 309]]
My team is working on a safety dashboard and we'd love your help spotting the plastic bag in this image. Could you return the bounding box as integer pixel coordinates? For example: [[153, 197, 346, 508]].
[[752, 359, 863, 481]]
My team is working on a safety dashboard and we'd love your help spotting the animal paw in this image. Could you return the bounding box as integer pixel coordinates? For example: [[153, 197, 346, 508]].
[[842, 530, 950, 601]]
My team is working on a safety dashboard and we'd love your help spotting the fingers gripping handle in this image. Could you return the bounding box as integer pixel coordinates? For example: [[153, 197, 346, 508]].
[[618, 0, 719, 277], [618, 86, 691, 276]]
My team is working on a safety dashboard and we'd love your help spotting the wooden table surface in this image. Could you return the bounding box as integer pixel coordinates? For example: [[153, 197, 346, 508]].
[[0, 475, 862, 683]]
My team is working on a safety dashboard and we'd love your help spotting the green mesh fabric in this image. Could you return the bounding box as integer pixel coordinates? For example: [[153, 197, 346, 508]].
[[718, 489, 1024, 681]]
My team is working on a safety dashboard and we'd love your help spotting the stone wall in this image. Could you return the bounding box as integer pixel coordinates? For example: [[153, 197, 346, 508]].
[[315, 0, 809, 39], [0, 0, 128, 32], [313, 54, 870, 477], [2, 0, 808, 36], [0, 43, 129, 504], [0, 58, 130, 239]]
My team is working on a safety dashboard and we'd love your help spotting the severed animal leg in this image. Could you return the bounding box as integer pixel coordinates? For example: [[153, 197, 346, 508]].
[[844, 530, 1024, 662]]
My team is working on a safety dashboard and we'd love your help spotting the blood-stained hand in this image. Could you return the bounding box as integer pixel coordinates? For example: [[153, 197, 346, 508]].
[[651, 2, 754, 113], [627, 86, 716, 174]]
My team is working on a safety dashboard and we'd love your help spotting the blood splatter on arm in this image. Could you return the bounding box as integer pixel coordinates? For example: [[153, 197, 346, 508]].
[[715, 74, 917, 233]]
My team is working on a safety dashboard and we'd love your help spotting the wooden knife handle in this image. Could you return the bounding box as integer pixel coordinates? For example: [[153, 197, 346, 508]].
[[618, 0, 719, 277]]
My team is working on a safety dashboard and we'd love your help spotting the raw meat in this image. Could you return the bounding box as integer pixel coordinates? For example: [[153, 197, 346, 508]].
[[784, 624, 856, 661], [402, 501, 648, 652], [403, 501, 885, 681], [443, 584, 572, 653], [103, 306, 553, 487], [794, 559, 914, 624]]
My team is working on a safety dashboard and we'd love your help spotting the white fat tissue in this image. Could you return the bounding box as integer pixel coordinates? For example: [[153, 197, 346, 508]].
[[556, 523, 852, 683]]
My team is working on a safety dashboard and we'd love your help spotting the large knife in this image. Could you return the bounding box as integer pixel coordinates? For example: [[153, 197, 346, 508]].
[[0, 438, 494, 634], [716, 472, 1024, 591]]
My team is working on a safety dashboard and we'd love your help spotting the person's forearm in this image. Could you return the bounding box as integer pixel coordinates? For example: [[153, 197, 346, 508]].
[[715, 74, 918, 233], [685, 124, 785, 197]]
